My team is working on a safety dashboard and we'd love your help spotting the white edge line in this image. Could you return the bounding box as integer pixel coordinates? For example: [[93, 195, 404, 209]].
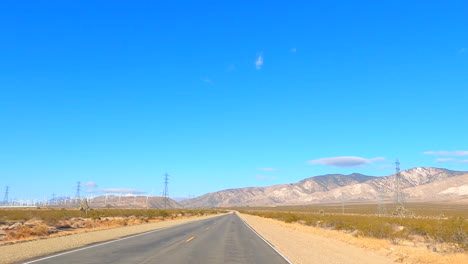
[[22, 214, 225, 264], [237, 214, 293, 264]]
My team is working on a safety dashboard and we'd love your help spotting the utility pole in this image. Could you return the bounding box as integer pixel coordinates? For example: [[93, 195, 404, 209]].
[[377, 191, 387, 216], [75, 181, 81, 204], [163, 173, 169, 209], [3, 186, 9, 205], [393, 159, 405, 207]]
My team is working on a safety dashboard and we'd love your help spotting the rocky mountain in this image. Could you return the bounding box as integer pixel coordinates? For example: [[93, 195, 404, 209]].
[[403, 174, 468, 201], [181, 173, 374, 207], [181, 167, 467, 207]]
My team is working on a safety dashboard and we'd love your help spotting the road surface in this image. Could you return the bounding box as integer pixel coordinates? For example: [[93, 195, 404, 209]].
[[23, 214, 290, 264]]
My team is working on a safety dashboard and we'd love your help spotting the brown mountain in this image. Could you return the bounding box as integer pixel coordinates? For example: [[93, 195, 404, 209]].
[[181, 173, 374, 207], [181, 167, 467, 207], [82, 195, 182, 209]]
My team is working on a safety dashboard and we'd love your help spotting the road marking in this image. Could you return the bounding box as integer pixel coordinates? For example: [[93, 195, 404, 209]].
[[237, 214, 293, 264], [186, 236, 195, 242], [205, 227, 210, 230], [22, 214, 226, 264]]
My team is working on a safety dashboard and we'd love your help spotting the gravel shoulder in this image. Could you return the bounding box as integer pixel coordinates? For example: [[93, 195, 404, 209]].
[[240, 213, 467, 264], [0, 214, 221, 264]]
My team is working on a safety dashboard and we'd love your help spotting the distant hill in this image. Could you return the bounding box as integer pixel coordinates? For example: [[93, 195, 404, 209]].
[[53, 195, 182, 209], [181, 167, 467, 207]]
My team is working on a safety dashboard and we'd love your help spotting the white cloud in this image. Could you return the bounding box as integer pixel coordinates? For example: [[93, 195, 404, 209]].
[[256, 175, 277, 180], [460, 160, 468, 163], [100, 188, 146, 194], [423, 151, 468, 156], [435, 158, 455, 163], [308, 156, 385, 168], [82, 181, 98, 188], [291, 48, 297, 53], [255, 53, 263, 69], [202, 78, 214, 85], [258, 168, 278, 171]]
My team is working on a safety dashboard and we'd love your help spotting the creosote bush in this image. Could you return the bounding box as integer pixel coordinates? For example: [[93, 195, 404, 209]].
[[241, 210, 467, 249]]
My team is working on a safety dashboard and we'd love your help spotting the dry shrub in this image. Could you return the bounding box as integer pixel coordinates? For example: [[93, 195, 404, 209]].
[[5, 225, 32, 240], [114, 219, 128, 226], [241, 211, 468, 249], [31, 225, 49, 236], [84, 220, 98, 229]]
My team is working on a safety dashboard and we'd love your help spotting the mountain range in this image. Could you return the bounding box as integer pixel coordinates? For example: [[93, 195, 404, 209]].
[[52, 195, 183, 209], [180, 167, 468, 207]]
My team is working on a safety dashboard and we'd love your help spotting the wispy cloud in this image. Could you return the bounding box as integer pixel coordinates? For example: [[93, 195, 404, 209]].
[[99, 188, 146, 194], [256, 175, 277, 180], [423, 150, 468, 156], [258, 168, 278, 171], [291, 48, 297, 53], [435, 158, 455, 163], [461, 160, 468, 163], [255, 52, 263, 70], [202, 77, 214, 85], [459, 48, 466, 54], [308, 156, 385, 168], [82, 181, 98, 188]]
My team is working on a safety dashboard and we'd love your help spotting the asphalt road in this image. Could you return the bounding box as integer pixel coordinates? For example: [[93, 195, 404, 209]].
[[23, 214, 291, 264]]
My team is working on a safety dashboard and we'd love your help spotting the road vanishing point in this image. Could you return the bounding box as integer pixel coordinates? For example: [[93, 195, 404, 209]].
[[23, 214, 291, 264]]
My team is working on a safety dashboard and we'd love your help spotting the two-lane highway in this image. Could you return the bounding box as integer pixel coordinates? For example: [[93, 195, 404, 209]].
[[23, 214, 291, 264]]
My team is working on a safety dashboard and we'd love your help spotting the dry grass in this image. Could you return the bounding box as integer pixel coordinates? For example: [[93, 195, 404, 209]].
[[5, 224, 50, 240], [239, 210, 468, 250], [241, 213, 468, 264], [0, 208, 223, 225], [0, 208, 226, 243], [237, 201, 468, 218]]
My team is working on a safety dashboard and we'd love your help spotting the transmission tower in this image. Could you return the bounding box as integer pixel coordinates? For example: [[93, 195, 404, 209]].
[[393, 159, 405, 208], [75, 181, 81, 203], [162, 173, 169, 209], [3, 186, 9, 205], [377, 191, 387, 216]]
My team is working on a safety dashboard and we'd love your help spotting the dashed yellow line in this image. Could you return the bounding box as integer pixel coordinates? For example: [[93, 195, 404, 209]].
[[186, 236, 195, 242]]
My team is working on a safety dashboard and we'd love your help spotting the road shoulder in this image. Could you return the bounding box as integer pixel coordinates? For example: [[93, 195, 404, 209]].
[[0, 214, 221, 264], [239, 213, 395, 264], [240, 213, 468, 264]]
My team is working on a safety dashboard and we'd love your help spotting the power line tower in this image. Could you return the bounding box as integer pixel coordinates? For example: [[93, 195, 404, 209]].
[[162, 173, 169, 209], [75, 181, 81, 203], [3, 186, 9, 205], [377, 191, 387, 216], [393, 159, 405, 208]]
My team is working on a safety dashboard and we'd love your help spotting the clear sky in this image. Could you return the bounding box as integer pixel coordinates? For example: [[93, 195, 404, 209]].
[[1, 1, 467, 200]]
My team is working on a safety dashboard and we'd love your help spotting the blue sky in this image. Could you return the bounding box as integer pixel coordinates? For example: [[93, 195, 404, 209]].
[[1, 1, 467, 200]]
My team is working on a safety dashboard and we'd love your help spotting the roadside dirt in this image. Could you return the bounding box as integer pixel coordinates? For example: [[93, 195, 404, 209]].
[[0, 214, 221, 264], [240, 213, 468, 264]]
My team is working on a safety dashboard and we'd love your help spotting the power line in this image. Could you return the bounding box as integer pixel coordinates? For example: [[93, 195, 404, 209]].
[[75, 181, 81, 203], [393, 159, 405, 208], [3, 186, 9, 205], [163, 173, 169, 209], [377, 191, 387, 216]]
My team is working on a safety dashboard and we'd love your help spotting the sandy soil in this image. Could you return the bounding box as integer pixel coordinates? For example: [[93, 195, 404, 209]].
[[0, 214, 221, 264], [239, 213, 468, 264]]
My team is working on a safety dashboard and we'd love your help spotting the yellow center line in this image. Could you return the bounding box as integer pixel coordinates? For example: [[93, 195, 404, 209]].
[[186, 236, 195, 242]]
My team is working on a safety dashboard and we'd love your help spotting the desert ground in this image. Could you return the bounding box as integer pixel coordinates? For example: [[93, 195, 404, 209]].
[[0, 202, 466, 264]]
